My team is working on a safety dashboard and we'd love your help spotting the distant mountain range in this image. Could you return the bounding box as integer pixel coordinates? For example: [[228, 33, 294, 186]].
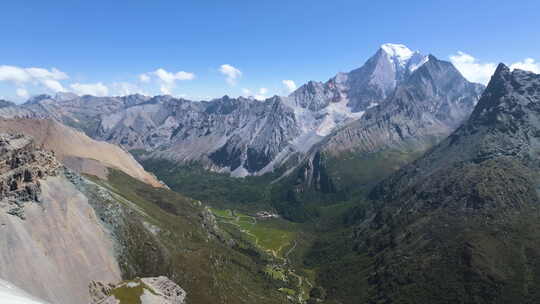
[[0, 44, 484, 179]]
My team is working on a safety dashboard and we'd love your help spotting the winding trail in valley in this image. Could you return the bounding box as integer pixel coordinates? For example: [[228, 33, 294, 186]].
[[215, 210, 313, 303]]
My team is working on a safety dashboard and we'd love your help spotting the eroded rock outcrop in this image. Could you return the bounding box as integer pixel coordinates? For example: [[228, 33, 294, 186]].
[[0, 133, 61, 219], [89, 277, 186, 304]]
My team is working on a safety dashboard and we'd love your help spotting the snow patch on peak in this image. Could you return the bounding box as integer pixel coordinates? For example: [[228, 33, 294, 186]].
[[380, 44, 415, 62], [367, 102, 379, 109], [409, 55, 430, 72], [315, 98, 365, 136], [379, 43, 429, 72]]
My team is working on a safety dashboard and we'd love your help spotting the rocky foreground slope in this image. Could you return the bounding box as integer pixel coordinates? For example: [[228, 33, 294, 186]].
[[0, 133, 122, 304]]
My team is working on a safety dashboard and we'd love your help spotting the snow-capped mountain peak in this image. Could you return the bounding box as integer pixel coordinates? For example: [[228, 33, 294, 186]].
[[378, 43, 428, 73], [380, 43, 415, 64]]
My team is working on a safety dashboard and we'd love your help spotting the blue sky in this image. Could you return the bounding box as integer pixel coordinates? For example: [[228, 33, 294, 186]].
[[1, 0, 539, 101]]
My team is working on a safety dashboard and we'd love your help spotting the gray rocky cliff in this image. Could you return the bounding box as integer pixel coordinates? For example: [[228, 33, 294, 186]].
[[321, 55, 484, 155]]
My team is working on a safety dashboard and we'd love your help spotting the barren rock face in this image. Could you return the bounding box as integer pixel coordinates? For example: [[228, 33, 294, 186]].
[[0, 175, 122, 304]]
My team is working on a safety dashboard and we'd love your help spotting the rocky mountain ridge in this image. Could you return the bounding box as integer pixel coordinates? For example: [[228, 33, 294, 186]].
[[0, 100, 15, 108], [370, 63, 540, 204], [0, 44, 484, 178], [321, 55, 485, 155], [274, 55, 484, 208], [332, 65, 540, 303]]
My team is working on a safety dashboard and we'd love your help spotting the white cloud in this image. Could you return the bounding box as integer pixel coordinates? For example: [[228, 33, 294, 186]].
[[139, 73, 151, 83], [16, 88, 29, 99], [41, 79, 65, 92], [241, 87, 269, 100], [0, 65, 68, 92], [138, 68, 195, 96], [219, 64, 242, 85], [112, 82, 146, 96], [254, 88, 269, 100], [450, 52, 540, 84], [0, 66, 30, 83], [282, 80, 297, 93], [510, 58, 540, 74], [153, 68, 195, 83], [25, 67, 67, 81], [449, 51, 497, 85], [70, 82, 109, 96]]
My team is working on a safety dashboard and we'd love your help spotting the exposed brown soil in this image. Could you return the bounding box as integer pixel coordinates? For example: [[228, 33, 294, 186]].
[[0, 118, 163, 187]]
